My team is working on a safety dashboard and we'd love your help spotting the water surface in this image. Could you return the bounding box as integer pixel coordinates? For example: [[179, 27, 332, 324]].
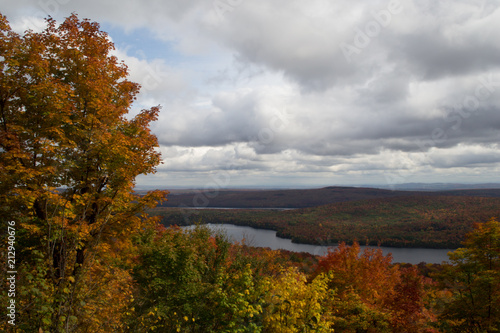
[[186, 223, 452, 264]]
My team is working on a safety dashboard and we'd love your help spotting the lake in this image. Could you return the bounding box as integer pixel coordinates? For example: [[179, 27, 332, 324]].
[[185, 223, 452, 264]]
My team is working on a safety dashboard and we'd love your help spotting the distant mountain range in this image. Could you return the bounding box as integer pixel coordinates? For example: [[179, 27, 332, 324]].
[[372, 183, 500, 191]]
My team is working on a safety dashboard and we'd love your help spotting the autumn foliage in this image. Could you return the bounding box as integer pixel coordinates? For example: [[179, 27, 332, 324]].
[[1, 13, 499, 333], [125, 219, 499, 333], [152, 195, 500, 248], [0, 13, 165, 332]]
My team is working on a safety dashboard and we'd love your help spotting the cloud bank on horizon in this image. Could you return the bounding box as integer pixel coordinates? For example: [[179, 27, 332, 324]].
[[3, 0, 500, 188]]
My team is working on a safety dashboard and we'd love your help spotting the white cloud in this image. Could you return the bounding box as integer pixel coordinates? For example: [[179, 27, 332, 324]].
[[3, 0, 500, 187]]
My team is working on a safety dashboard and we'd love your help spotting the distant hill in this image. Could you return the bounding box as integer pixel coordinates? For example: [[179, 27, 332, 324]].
[[374, 183, 500, 191], [436, 189, 500, 197], [157, 186, 500, 208], [157, 187, 418, 208]]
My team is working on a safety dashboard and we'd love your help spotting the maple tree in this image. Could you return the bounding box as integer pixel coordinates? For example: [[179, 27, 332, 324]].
[[384, 266, 436, 333], [0, 13, 165, 332], [312, 242, 438, 332], [312, 242, 396, 332], [437, 217, 500, 332], [261, 268, 334, 332]]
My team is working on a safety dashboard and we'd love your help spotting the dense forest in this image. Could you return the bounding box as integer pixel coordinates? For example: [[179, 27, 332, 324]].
[[1, 14, 499, 332], [151, 195, 500, 248], [156, 187, 500, 209]]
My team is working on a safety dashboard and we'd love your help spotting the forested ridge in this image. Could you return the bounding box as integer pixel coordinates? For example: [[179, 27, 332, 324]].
[[156, 187, 500, 209], [1, 14, 499, 332]]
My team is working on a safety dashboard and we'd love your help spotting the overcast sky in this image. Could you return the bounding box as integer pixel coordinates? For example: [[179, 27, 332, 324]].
[[3, 0, 500, 189]]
